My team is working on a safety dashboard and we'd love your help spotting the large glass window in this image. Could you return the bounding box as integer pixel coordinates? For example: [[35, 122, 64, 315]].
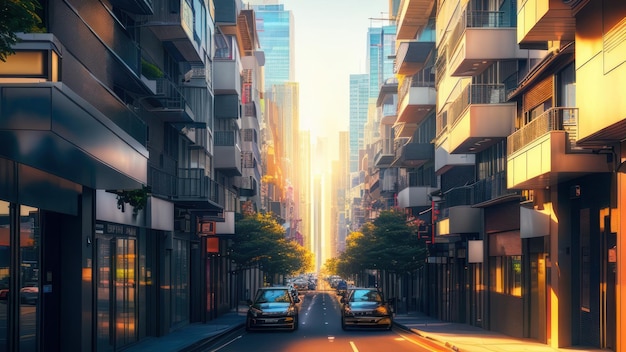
[[19, 206, 39, 352], [0, 201, 9, 352], [489, 255, 522, 297]]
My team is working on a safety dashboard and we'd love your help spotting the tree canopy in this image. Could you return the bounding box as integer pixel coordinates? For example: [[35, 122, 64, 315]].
[[230, 212, 313, 283], [337, 210, 428, 277], [0, 0, 43, 61]]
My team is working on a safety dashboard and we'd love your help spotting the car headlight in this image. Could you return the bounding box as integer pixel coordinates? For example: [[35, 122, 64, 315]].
[[343, 306, 353, 316], [248, 307, 262, 317], [375, 306, 389, 316]]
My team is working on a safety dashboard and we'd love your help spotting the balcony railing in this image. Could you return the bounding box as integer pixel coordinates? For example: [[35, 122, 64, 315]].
[[435, 45, 447, 87], [214, 130, 239, 146], [449, 83, 506, 127], [397, 66, 436, 106], [507, 107, 578, 155], [472, 171, 520, 204], [154, 78, 192, 112], [448, 9, 513, 56]]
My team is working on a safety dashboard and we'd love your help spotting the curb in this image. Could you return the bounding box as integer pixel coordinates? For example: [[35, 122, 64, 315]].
[[393, 321, 458, 352], [180, 322, 246, 352]]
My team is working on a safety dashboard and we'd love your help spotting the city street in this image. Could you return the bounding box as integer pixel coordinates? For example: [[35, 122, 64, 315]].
[[197, 290, 448, 352]]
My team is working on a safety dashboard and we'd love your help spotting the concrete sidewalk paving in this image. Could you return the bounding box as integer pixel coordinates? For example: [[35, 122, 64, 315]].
[[393, 311, 608, 352]]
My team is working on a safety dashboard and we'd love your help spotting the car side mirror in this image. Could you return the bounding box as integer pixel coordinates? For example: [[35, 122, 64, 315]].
[[340, 297, 345, 303], [295, 297, 301, 303], [247, 299, 253, 306]]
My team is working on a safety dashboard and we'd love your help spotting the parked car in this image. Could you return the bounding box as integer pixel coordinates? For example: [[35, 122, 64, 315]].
[[246, 287, 300, 332], [340, 287, 392, 330], [336, 280, 348, 296]]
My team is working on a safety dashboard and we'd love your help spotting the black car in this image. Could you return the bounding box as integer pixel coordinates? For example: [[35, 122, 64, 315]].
[[246, 287, 300, 331], [340, 287, 393, 330]]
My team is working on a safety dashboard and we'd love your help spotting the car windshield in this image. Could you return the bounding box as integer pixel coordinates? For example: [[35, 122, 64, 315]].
[[254, 289, 292, 303], [350, 289, 382, 303]]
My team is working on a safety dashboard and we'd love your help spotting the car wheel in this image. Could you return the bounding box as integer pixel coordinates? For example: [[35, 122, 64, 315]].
[[341, 318, 347, 331], [245, 318, 252, 332]]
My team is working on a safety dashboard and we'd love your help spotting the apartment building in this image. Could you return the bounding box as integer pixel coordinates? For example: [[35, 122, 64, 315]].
[[0, 0, 264, 350], [389, 0, 626, 350]]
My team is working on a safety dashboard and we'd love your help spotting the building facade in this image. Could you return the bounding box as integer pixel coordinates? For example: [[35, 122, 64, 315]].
[[0, 0, 264, 350]]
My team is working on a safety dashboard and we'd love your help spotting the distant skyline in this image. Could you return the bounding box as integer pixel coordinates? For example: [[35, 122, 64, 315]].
[[279, 0, 390, 139]]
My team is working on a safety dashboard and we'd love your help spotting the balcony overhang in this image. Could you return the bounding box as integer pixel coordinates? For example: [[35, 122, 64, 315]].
[[215, 144, 243, 176], [376, 79, 398, 107], [507, 131, 610, 190], [392, 142, 434, 168], [437, 206, 482, 235], [395, 41, 435, 76], [397, 186, 435, 208], [0, 83, 148, 190], [517, 0, 575, 47], [396, 0, 435, 40], [393, 122, 418, 138], [435, 143, 475, 175], [219, 10, 256, 56], [449, 28, 544, 77], [396, 86, 436, 125], [449, 103, 516, 154], [140, 1, 203, 63], [375, 154, 395, 168]]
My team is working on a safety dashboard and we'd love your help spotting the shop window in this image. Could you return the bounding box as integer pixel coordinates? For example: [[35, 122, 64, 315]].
[[489, 255, 522, 297]]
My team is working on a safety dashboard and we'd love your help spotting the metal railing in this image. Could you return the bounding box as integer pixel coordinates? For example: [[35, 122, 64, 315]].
[[472, 172, 520, 204], [398, 66, 436, 106], [448, 9, 512, 56], [448, 83, 506, 127], [507, 107, 578, 155]]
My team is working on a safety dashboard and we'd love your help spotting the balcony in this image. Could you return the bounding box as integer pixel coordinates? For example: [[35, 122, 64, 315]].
[[507, 107, 608, 189], [175, 168, 230, 212], [215, 94, 241, 120], [392, 142, 434, 168], [517, 0, 575, 48], [143, 79, 195, 122], [397, 186, 435, 208], [138, 0, 204, 62], [215, 0, 256, 56], [396, 68, 436, 127], [437, 206, 482, 235], [214, 131, 243, 176], [214, 58, 242, 95], [237, 175, 258, 197], [447, 10, 544, 76], [395, 41, 435, 76], [446, 84, 515, 153], [374, 151, 395, 169], [434, 141, 475, 175], [396, 0, 436, 40]]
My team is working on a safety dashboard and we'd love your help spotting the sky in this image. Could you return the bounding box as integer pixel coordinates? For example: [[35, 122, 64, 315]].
[[279, 0, 390, 140]]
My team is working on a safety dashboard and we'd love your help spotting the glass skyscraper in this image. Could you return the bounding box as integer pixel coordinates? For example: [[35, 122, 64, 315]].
[[349, 74, 369, 173], [248, 1, 295, 91]]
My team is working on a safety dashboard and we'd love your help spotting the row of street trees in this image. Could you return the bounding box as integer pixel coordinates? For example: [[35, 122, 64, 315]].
[[230, 212, 313, 285], [327, 210, 429, 281]]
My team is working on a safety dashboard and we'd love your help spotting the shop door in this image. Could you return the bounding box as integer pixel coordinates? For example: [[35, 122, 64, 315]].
[[529, 253, 546, 343], [96, 236, 137, 351]]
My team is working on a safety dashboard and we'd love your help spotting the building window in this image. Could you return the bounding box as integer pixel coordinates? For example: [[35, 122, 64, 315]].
[[489, 255, 522, 296]]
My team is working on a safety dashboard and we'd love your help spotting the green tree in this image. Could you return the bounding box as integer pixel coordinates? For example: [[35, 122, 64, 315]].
[[230, 212, 313, 284], [0, 0, 43, 61], [337, 210, 428, 276]]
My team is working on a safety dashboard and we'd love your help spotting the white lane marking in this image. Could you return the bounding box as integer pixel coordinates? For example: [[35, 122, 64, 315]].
[[209, 335, 242, 352], [328, 336, 335, 342], [349, 341, 359, 352]]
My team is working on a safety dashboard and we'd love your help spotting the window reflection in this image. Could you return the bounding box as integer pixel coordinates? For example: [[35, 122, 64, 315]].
[[19, 205, 39, 352], [0, 201, 9, 352]]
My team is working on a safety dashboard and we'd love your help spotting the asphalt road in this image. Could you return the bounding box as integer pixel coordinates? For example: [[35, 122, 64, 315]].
[[199, 290, 448, 352]]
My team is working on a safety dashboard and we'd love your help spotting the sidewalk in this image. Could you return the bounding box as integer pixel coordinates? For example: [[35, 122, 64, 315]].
[[393, 311, 607, 352], [121, 307, 247, 352], [122, 306, 609, 352]]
